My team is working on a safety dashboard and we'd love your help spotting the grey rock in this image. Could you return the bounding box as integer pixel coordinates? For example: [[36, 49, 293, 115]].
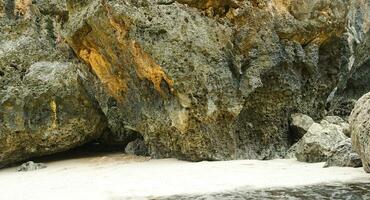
[[0, 62, 108, 168], [62, 0, 370, 161], [324, 138, 362, 168], [0, 0, 369, 166], [17, 161, 47, 172], [350, 92, 370, 173], [321, 116, 351, 138], [323, 116, 346, 124], [290, 113, 315, 141], [285, 142, 299, 159], [296, 123, 347, 163], [326, 1, 370, 119], [125, 139, 148, 156], [0, 1, 109, 168]]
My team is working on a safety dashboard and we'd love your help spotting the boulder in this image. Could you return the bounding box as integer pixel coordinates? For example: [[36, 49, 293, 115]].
[[295, 122, 347, 163], [125, 138, 148, 156], [324, 138, 362, 168], [290, 113, 315, 142], [285, 142, 299, 159], [0, 0, 111, 168], [0, 62, 108, 167], [322, 116, 351, 137], [350, 92, 370, 172]]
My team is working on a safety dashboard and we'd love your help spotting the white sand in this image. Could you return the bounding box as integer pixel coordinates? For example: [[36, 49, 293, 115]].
[[0, 153, 369, 200]]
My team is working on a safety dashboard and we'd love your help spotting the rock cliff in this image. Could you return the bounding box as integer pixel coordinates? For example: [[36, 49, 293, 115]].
[[0, 0, 369, 166]]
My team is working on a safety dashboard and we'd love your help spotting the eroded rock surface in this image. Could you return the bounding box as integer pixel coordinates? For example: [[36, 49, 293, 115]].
[[324, 138, 362, 168], [17, 161, 47, 172], [290, 113, 315, 142], [125, 138, 149, 156], [0, 2, 108, 167], [62, 0, 370, 161], [350, 92, 370, 172], [0, 0, 369, 165], [0, 62, 107, 167], [295, 122, 348, 163]]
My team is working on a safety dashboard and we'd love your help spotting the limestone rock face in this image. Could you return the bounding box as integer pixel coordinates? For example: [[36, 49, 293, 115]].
[[0, 1, 108, 167], [350, 93, 370, 173], [295, 122, 348, 163], [326, 0, 370, 119], [0, 62, 107, 167], [62, 0, 370, 161], [1, 0, 369, 165]]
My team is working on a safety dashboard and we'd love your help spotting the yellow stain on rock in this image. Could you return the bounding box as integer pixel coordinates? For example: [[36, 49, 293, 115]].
[[15, 0, 32, 19], [0, 1, 4, 17], [79, 48, 127, 102], [50, 100, 57, 129], [105, 6, 174, 97], [130, 41, 174, 96], [270, 0, 291, 14], [68, 1, 174, 102]]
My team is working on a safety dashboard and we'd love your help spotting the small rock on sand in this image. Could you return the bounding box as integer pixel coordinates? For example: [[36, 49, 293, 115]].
[[17, 161, 47, 172]]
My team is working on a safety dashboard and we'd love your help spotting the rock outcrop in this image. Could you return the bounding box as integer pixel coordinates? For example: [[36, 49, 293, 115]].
[[0, 1, 108, 167], [0, 0, 369, 165], [326, 0, 370, 119], [0, 62, 107, 167], [350, 92, 370, 172], [62, 0, 370, 161]]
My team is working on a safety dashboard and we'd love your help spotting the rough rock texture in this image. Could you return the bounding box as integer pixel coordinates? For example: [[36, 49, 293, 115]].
[[0, 62, 107, 167], [0, 2, 108, 167], [17, 161, 47, 172], [295, 122, 348, 163], [0, 0, 369, 165], [125, 138, 149, 156], [285, 142, 298, 159], [287, 115, 355, 161], [323, 116, 351, 137], [327, 0, 370, 119], [62, 0, 370, 161], [350, 92, 370, 172], [324, 138, 362, 168], [290, 113, 315, 142]]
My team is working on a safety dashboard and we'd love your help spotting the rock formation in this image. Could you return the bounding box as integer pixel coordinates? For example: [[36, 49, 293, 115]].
[[125, 138, 149, 156], [0, 0, 108, 167], [293, 115, 361, 168], [290, 113, 315, 142], [295, 121, 347, 163], [324, 138, 362, 168], [350, 92, 370, 172], [0, 62, 107, 168], [62, 0, 370, 161], [0, 0, 369, 166]]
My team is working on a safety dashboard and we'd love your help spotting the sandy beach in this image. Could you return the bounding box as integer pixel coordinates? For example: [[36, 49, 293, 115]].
[[0, 153, 369, 200]]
